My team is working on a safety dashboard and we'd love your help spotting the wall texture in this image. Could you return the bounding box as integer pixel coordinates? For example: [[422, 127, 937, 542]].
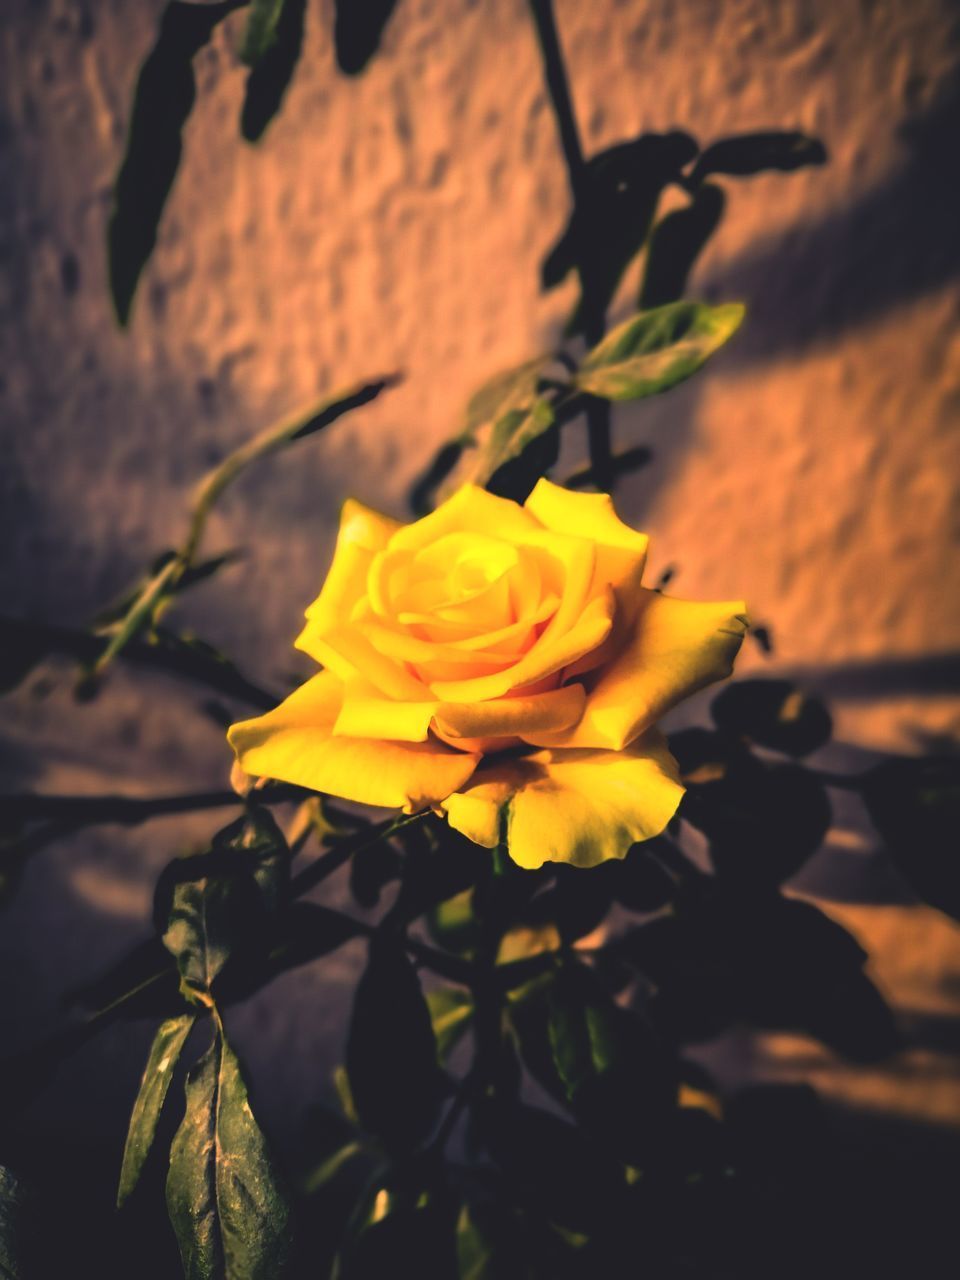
[[2, 0, 959, 1156]]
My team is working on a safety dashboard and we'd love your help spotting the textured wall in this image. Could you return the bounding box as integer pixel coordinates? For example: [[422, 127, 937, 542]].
[[2, 0, 959, 1155]]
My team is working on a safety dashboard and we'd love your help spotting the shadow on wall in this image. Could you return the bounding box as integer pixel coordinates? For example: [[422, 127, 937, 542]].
[[716, 67, 960, 363]]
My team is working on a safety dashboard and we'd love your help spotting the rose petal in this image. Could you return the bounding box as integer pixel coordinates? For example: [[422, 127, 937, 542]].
[[525, 478, 649, 593], [296, 499, 400, 655], [227, 671, 478, 811], [441, 731, 684, 868], [388, 484, 542, 553], [435, 682, 586, 743], [332, 679, 586, 746], [527, 591, 749, 751], [429, 589, 614, 701]]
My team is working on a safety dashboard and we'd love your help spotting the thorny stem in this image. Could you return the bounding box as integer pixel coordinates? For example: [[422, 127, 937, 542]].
[[528, 0, 614, 489]]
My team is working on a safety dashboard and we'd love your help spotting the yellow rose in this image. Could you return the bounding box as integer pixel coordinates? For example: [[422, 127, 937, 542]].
[[228, 482, 748, 869]]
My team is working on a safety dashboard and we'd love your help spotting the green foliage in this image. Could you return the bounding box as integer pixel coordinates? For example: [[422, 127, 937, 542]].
[[158, 808, 289, 1004], [574, 300, 745, 401], [238, 0, 287, 65], [166, 1030, 291, 1279], [9, 2, 937, 1276], [118, 1013, 198, 1207], [241, 0, 308, 143]]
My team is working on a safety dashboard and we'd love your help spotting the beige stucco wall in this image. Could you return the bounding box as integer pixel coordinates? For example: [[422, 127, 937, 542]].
[[2, 0, 959, 1147]]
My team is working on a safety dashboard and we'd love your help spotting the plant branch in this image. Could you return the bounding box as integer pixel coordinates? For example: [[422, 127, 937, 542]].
[[0, 785, 308, 828], [1, 614, 280, 709]]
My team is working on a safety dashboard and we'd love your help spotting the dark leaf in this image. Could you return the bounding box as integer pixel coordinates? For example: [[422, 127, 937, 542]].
[[346, 937, 446, 1154], [240, 0, 307, 143], [334, 0, 401, 74], [157, 808, 290, 1003], [691, 131, 827, 185], [639, 183, 725, 308], [485, 413, 561, 504], [392, 826, 488, 925], [349, 841, 402, 908], [607, 838, 677, 913], [426, 889, 483, 955], [574, 300, 744, 401], [477, 1100, 622, 1233], [675, 732, 831, 886], [408, 441, 466, 517], [524, 863, 617, 944], [166, 1032, 291, 1279], [108, 1, 242, 325], [339, 1198, 458, 1280], [0, 1166, 25, 1280], [862, 756, 960, 921], [118, 1012, 197, 1207], [542, 132, 698, 332], [622, 890, 899, 1060], [711, 678, 832, 757], [455, 1199, 571, 1280], [219, 901, 366, 1003], [425, 986, 474, 1063], [546, 962, 676, 1163]]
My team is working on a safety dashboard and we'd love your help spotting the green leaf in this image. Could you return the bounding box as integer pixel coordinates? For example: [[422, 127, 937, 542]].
[[346, 937, 446, 1155], [108, 1, 242, 326], [240, 0, 308, 143], [118, 1012, 197, 1207], [238, 0, 286, 64], [166, 1032, 291, 1280], [862, 756, 960, 921], [467, 400, 556, 492], [92, 550, 242, 628], [0, 1166, 25, 1280], [690, 131, 826, 185], [462, 359, 550, 435], [426, 987, 474, 1063], [410, 358, 554, 510], [710, 678, 832, 757], [158, 809, 290, 1004], [574, 300, 744, 401]]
